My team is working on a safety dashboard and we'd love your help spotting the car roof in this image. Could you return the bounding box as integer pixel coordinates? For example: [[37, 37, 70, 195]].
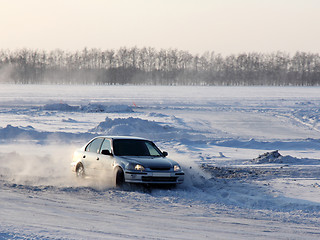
[[95, 136, 148, 141]]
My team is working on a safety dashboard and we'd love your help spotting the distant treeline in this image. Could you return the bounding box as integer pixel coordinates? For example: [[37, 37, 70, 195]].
[[0, 47, 319, 85]]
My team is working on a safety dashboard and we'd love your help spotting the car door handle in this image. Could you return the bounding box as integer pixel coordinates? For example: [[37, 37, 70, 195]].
[[96, 157, 99, 161]]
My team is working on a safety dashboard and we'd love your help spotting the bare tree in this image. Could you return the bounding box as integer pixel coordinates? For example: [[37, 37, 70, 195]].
[[1, 47, 319, 86]]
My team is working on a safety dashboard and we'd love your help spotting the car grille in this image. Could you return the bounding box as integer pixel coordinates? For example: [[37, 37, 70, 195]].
[[141, 176, 177, 182], [150, 167, 171, 171]]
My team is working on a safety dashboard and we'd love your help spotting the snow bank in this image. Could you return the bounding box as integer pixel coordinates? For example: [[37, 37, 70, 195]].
[[0, 124, 46, 140], [147, 112, 169, 118], [0, 115, 193, 143], [41, 103, 134, 113], [90, 117, 189, 141], [252, 150, 313, 164], [80, 103, 134, 113], [0, 124, 92, 143], [252, 150, 282, 164], [62, 118, 78, 123], [213, 138, 320, 150], [42, 103, 79, 111]]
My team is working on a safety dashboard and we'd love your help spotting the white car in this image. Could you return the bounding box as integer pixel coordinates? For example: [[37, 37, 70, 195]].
[[71, 136, 184, 186]]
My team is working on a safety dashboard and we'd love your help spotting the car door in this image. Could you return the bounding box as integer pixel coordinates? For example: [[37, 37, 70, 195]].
[[82, 138, 104, 175], [98, 138, 114, 176]]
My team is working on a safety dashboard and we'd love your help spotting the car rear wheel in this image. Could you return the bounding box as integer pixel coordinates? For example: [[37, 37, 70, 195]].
[[115, 167, 125, 187], [76, 163, 85, 178]]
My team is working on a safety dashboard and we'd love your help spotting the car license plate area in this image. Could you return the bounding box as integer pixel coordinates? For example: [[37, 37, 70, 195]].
[[152, 172, 171, 177], [142, 176, 177, 182]]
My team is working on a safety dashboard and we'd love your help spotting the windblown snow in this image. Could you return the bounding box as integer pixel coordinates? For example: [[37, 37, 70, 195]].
[[1, 84, 320, 239]]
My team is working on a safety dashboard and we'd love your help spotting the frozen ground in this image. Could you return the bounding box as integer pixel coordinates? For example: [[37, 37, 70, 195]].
[[0, 84, 320, 239]]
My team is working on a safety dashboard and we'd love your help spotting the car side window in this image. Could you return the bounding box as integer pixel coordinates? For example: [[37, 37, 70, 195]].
[[85, 138, 104, 153], [100, 139, 111, 153], [145, 141, 161, 156]]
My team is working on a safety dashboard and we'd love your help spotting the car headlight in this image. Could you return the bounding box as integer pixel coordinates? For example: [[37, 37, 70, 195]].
[[174, 165, 181, 171], [134, 164, 145, 171]]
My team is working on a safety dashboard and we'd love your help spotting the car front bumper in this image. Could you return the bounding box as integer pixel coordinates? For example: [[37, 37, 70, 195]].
[[124, 171, 184, 184]]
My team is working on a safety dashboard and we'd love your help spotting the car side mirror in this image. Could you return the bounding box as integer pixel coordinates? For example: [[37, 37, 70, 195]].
[[162, 151, 168, 157], [101, 149, 113, 156]]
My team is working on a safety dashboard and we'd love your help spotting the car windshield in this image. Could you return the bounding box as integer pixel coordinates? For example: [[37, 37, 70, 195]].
[[113, 139, 163, 157]]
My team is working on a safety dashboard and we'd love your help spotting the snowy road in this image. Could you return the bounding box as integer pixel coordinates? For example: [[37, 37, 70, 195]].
[[2, 183, 319, 240], [1, 85, 320, 239]]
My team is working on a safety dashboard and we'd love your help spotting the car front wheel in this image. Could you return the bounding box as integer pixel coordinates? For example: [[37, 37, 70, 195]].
[[115, 167, 125, 187]]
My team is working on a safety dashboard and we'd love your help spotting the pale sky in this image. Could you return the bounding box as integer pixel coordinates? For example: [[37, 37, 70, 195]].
[[1, 0, 319, 55]]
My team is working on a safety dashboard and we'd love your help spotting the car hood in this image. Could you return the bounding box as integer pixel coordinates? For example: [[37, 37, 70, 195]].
[[118, 156, 177, 169]]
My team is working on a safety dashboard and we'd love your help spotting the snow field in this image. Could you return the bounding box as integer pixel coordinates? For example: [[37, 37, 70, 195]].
[[1, 84, 320, 239]]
